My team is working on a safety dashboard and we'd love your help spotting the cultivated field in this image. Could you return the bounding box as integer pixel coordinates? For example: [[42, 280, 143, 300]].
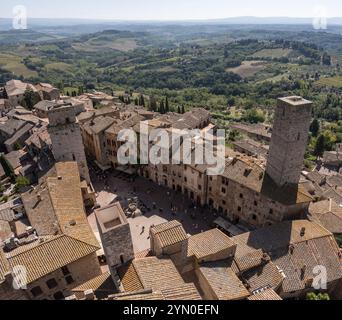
[[252, 48, 293, 59], [0, 53, 37, 78], [227, 60, 267, 78], [316, 76, 342, 89]]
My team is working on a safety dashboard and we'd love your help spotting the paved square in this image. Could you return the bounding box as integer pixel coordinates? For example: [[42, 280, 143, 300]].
[[88, 168, 215, 253]]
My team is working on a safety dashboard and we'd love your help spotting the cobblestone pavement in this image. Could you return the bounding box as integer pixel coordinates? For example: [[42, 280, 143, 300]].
[[87, 167, 216, 253]]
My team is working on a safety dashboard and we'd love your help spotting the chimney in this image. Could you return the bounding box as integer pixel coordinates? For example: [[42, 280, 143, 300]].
[[329, 198, 333, 212], [300, 227, 306, 237]]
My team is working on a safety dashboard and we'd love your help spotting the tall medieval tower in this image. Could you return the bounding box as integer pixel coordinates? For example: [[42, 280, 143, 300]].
[[48, 104, 90, 183], [265, 96, 312, 187]]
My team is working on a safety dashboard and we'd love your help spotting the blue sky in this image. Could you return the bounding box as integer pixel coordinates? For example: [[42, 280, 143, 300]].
[[2, 0, 342, 20]]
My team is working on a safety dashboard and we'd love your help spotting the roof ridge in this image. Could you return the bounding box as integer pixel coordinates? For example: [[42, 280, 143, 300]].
[[6, 234, 63, 258]]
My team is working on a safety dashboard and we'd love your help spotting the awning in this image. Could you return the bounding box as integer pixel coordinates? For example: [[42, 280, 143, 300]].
[[213, 217, 245, 236], [116, 165, 137, 175], [95, 161, 111, 172]]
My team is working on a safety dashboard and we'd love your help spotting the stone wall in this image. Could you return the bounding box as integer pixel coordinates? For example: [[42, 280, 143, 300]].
[[99, 223, 134, 269], [48, 106, 90, 182], [266, 98, 312, 187]]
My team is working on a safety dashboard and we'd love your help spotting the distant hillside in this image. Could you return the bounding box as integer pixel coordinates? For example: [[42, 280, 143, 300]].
[[0, 29, 59, 44]]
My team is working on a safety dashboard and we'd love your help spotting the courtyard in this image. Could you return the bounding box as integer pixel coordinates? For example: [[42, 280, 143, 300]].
[[87, 166, 216, 254]]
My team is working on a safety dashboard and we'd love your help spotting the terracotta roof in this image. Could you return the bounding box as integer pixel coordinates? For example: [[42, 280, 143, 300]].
[[247, 288, 282, 300], [72, 272, 116, 298], [198, 261, 250, 300], [47, 162, 99, 247], [0, 220, 12, 241], [188, 228, 236, 260], [111, 290, 165, 301], [151, 220, 188, 249], [5, 80, 37, 97], [0, 250, 10, 283], [133, 257, 185, 291], [118, 262, 144, 292], [230, 122, 272, 139], [222, 158, 312, 205], [233, 139, 269, 157], [21, 183, 60, 237], [83, 116, 115, 135], [135, 249, 152, 259], [232, 220, 342, 294], [309, 199, 342, 234], [242, 261, 284, 293], [161, 283, 202, 300], [6, 235, 99, 284]]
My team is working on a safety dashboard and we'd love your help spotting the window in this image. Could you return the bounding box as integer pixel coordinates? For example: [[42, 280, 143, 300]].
[[221, 187, 226, 194], [65, 275, 74, 285], [252, 215, 257, 221], [53, 291, 64, 300], [61, 266, 70, 276], [269, 209, 274, 215], [238, 207, 242, 212], [46, 278, 58, 289], [184, 177, 187, 183], [31, 286, 43, 297], [120, 254, 125, 264], [198, 185, 202, 191], [240, 194, 243, 199], [222, 200, 226, 205], [254, 201, 258, 206]]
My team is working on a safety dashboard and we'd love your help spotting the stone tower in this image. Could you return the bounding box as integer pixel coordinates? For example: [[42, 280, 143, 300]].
[[47, 104, 90, 183], [265, 96, 312, 187], [95, 203, 134, 277]]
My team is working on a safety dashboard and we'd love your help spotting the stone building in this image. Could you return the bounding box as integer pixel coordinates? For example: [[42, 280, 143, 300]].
[[266, 96, 312, 187], [4, 80, 40, 107], [207, 156, 312, 227], [230, 122, 272, 143], [95, 203, 134, 276], [148, 219, 342, 300], [0, 162, 102, 300], [47, 104, 90, 183], [150, 220, 188, 258], [81, 116, 115, 170], [35, 83, 60, 101], [2, 235, 101, 300]]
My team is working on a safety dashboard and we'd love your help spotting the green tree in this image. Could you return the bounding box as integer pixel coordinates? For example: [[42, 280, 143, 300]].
[[243, 108, 265, 124], [181, 106, 185, 114], [314, 134, 326, 157], [139, 94, 145, 107], [159, 100, 165, 114], [22, 88, 40, 110], [149, 96, 157, 112], [310, 119, 320, 137], [306, 292, 330, 300], [165, 97, 170, 113], [15, 176, 31, 193]]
